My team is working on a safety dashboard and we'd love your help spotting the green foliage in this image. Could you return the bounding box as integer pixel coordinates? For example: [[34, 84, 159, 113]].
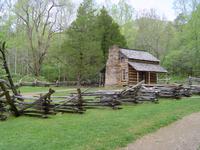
[[97, 7, 127, 62], [0, 95, 200, 150], [59, 0, 127, 83], [62, 0, 102, 84], [164, 4, 200, 76], [120, 20, 137, 48], [1, 0, 200, 80], [134, 10, 176, 59], [0, 67, 7, 80], [108, 0, 134, 25], [41, 64, 60, 82], [169, 75, 188, 83], [184, 6, 200, 75]]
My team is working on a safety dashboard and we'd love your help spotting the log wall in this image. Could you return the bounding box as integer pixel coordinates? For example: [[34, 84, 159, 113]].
[[105, 46, 160, 86], [128, 65, 138, 85], [150, 73, 157, 84], [120, 57, 129, 86]]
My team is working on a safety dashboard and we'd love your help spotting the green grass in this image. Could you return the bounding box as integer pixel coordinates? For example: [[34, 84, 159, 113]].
[[19, 86, 75, 93], [0, 96, 200, 150], [18, 86, 120, 97], [19, 86, 121, 93], [198, 146, 200, 150], [168, 75, 188, 84], [18, 86, 78, 97]]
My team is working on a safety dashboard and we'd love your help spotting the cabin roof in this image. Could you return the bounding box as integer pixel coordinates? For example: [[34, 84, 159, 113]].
[[120, 48, 160, 62], [128, 62, 167, 73]]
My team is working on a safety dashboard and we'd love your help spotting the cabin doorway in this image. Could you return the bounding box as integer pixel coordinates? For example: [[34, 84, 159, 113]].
[[139, 72, 148, 84]]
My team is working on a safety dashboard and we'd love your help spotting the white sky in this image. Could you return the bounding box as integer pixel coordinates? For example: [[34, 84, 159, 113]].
[[128, 0, 176, 20], [95, 0, 177, 21]]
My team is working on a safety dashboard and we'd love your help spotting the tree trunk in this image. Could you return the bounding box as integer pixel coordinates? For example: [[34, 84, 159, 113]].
[[0, 42, 19, 95], [33, 61, 41, 77], [32, 50, 45, 76], [77, 73, 81, 87], [77, 51, 83, 86]]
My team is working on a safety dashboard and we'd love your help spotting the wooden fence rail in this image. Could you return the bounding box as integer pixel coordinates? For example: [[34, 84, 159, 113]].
[[188, 76, 200, 94], [15, 80, 99, 87], [0, 79, 198, 120], [143, 84, 192, 99]]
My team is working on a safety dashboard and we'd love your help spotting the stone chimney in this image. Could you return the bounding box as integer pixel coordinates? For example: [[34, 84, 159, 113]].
[[105, 45, 121, 86]]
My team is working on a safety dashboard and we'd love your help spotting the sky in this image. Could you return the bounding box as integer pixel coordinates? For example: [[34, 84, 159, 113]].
[[94, 0, 177, 21], [128, 0, 176, 20]]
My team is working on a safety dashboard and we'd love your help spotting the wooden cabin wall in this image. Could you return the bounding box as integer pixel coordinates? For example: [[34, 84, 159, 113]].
[[119, 58, 129, 86], [150, 73, 157, 84], [128, 65, 138, 85]]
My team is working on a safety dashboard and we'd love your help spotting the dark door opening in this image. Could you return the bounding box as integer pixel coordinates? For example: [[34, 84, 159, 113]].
[[139, 72, 148, 84]]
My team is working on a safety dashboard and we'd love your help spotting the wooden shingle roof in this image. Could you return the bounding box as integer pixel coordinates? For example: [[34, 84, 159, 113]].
[[129, 62, 167, 73], [120, 48, 160, 62]]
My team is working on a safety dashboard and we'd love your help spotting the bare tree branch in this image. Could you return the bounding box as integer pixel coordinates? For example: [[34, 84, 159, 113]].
[[14, 0, 75, 76]]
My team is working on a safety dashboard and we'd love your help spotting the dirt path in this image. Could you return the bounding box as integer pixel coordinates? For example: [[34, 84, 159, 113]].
[[121, 112, 200, 150]]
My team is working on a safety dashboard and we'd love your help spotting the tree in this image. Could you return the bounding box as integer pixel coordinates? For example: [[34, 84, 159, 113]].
[[134, 9, 174, 59], [63, 0, 102, 85], [164, 4, 200, 76], [96, 0, 134, 49], [180, 4, 200, 75], [14, 0, 73, 76], [120, 20, 137, 49], [174, 13, 188, 32], [173, 0, 200, 15], [97, 7, 127, 63], [108, 0, 134, 26], [0, 1, 5, 20]]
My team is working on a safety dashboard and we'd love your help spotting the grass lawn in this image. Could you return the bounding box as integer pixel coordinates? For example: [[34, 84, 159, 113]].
[[0, 92, 200, 150], [18, 86, 79, 97], [19, 86, 76, 93], [18, 86, 121, 96]]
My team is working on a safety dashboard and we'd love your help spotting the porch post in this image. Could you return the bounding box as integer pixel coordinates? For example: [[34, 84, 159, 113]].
[[157, 73, 158, 84], [137, 72, 139, 83], [148, 72, 150, 84]]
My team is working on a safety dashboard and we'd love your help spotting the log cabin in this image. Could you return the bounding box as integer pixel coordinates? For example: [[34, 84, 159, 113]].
[[103, 45, 167, 86]]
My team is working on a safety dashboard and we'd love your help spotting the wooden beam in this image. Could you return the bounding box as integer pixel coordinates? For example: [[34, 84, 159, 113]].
[[0, 81, 20, 116], [20, 88, 55, 112], [156, 73, 158, 84], [137, 72, 139, 83], [0, 42, 19, 96], [148, 72, 150, 84]]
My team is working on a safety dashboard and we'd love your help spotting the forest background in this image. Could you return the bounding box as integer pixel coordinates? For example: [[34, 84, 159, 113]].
[[0, 0, 199, 83]]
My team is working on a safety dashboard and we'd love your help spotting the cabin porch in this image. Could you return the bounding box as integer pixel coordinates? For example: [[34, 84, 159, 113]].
[[128, 65, 157, 85]]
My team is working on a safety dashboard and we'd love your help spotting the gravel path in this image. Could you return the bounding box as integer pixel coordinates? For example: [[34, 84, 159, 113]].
[[121, 112, 200, 150]]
